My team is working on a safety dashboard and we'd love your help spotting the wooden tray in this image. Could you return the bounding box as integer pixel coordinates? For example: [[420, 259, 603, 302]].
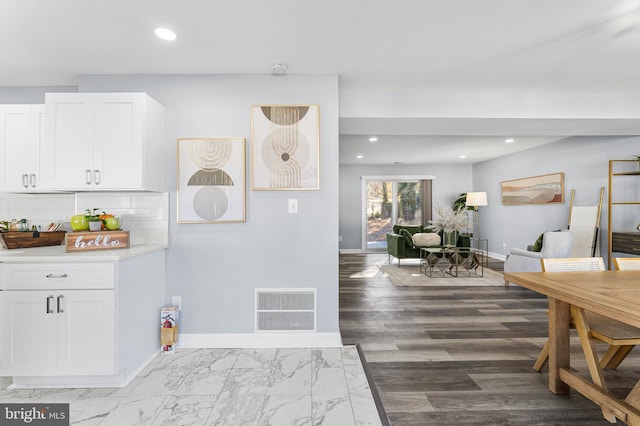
[[0, 231, 67, 249]]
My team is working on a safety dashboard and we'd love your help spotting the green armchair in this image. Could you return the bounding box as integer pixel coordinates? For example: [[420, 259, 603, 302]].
[[386, 225, 471, 265]]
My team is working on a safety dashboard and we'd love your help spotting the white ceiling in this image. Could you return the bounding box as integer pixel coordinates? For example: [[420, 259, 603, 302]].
[[339, 135, 566, 166], [3, 0, 640, 164]]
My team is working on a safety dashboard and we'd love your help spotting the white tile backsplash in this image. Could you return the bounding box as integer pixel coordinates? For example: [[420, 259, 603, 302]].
[[0, 192, 169, 246]]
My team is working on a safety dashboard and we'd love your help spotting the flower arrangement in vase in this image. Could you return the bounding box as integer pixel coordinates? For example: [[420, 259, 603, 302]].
[[429, 205, 468, 247]]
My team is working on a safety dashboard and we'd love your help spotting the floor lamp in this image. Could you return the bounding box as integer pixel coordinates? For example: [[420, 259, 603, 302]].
[[466, 192, 487, 239]]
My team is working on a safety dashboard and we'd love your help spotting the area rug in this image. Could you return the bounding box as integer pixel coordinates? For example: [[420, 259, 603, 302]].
[[380, 262, 505, 287]]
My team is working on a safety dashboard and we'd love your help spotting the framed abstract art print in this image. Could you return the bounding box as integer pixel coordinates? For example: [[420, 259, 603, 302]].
[[501, 172, 564, 205], [251, 104, 320, 190], [177, 137, 246, 223]]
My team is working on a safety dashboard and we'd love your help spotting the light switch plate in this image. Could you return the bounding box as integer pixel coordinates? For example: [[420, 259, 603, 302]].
[[288, 199, 298, 213]]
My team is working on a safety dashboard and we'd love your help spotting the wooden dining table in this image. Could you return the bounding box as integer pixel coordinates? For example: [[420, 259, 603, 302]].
[[504, 270, 640, 425]]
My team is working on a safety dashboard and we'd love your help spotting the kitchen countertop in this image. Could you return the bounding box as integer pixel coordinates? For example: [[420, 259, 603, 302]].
[[0, 244, 168, 262]]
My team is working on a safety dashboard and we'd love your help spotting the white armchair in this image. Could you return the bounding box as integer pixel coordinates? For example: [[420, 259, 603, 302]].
[[503, 231, 573, 285]]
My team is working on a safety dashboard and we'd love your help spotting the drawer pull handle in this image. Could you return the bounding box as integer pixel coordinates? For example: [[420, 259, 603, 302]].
[[86, 169, 92, 185], [46, 273, 68, 279], [30, 173, 36, 188], [22, 174, 28, 188], [57, 295, 64, 313], [46, 295, 54, 314], [94, 169, 101, 185]]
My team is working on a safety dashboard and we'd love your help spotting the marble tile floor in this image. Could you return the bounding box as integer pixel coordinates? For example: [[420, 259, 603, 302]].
[[340, 253, 640, 425], [0, 347, 382, 426]]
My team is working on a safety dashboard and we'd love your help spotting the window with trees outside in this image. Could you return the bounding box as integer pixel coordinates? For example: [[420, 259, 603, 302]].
[[364, 179, 432, 251]]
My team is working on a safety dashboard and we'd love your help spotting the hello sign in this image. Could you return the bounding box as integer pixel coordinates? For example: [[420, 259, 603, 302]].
[[65, 230, 130, 252]]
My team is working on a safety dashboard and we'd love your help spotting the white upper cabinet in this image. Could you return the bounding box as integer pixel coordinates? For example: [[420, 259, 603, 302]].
[[0, 105, 45, 192], [42, 93, 164, 191]]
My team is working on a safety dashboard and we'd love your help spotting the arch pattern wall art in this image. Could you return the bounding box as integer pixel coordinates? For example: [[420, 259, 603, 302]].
[[251, 104, 320, 190], [177, 137, 246, 223]]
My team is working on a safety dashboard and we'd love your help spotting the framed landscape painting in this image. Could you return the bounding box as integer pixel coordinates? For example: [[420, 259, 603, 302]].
[[177, 137, 246, 223], [251, 104, 320, 190], [501, 172, 564, 205]]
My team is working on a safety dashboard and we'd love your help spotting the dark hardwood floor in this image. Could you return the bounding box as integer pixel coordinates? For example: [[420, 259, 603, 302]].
[[339, 253, 640, 425]]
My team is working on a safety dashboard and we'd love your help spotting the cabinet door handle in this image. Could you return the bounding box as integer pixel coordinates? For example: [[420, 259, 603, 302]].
[[57, 295, 64, 313], [86, 169, 92, 185], [94, 169, 101, 185], [22, 174, 28, 188], [46, 295, 54, 314], [46, 273, 68, 278], [30, 173, 36, 188]]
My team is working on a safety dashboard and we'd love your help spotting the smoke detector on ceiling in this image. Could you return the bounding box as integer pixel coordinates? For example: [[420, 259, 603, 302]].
[[271, 63, 288, 75]]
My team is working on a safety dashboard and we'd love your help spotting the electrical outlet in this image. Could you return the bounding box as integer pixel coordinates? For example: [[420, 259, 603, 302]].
[[339, 236, 343, 242], [288, 199, 298, 213], [171, 296, 182, 310]]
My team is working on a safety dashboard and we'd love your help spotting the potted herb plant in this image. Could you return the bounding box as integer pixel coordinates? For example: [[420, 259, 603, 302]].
[[85, 208, 105, 231]]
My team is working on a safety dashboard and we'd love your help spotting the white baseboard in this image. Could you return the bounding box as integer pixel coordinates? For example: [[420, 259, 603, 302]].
[[8, 351, 159, 389], [489, 251, 507, 261], [178, 332, 343, 348], [341, 248, 507, 262], [122, 351, 158, 386]]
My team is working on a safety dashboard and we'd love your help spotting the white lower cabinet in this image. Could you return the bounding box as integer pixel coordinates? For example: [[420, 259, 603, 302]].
[[57, 290, 115, 376], [0, 291, 57, 376], [0, 289, 115, 376], [0, 252, 165, 387]]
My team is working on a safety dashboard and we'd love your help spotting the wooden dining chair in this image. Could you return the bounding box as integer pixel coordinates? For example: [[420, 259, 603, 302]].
[[613, 257, 640, 271], [533, 257, 640, 371], [542, 257, 605, 272], [594, 257, 640, 369]]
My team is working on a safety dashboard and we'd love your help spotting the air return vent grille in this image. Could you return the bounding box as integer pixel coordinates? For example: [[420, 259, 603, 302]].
[[255, 288, 316, 332]]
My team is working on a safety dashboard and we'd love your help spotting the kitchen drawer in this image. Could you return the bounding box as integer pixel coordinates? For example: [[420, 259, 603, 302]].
[[0, 263, 115, 290], [612, 232, 640, 255]]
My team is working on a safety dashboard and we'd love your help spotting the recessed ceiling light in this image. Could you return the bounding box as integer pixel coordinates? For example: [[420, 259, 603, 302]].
[[155, 28, 177, 41], [368, 137, 378, 142], [459, 155, 466, 159], [356, 155, 364, 159], [505, 138, 515, 143]]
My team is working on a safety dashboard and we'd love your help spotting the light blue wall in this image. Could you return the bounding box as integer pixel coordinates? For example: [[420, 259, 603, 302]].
[[473, 137, 640, 261], [2, 75, 340, 335], [339, 163, 472, 250], [3, 80, 636, 329], [339, 138, 640, 260], [0, 86, 77, 103], [77, 74, 340, 334]]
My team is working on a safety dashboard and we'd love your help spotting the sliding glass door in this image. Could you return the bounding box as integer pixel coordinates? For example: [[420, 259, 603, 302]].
[[364, 179, 427, 251], [397, 182, 422, 226], [365, 181, 393, 250]]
